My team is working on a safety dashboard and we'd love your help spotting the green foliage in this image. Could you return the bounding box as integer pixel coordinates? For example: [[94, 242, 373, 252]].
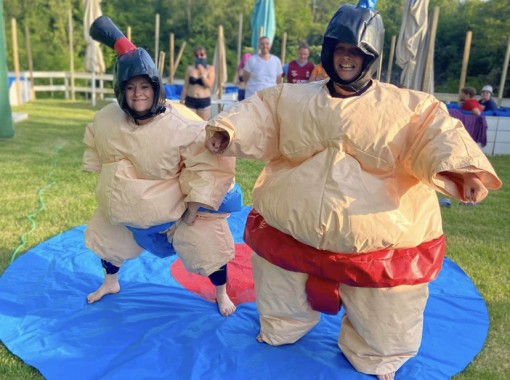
[[2, 0, 510, 93]]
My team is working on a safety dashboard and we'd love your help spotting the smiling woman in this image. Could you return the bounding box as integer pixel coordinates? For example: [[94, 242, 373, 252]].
[[124, 76, 155, 123]]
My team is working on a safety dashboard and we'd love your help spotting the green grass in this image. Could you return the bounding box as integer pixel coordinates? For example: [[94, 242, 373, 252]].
[[0, 100, 509, 379]]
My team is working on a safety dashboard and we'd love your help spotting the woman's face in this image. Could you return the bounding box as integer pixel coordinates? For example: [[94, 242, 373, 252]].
[[333, 42, 365, 82], [195, 49, 206, 59], [125, 76, 154, 115]]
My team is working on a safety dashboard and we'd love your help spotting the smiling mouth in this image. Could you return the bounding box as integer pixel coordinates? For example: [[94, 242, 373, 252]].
[[340, 64, 355, 70]]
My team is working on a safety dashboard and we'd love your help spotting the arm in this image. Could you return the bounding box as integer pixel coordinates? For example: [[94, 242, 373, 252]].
[[436, 172, 488, 203], [198, 64, 215, 89], [179, 128, 236, 212], [403, 98, 502, 198], [82, 122, 101, 173], [205, 85, 283, 161], [243, 70, 251, 84]]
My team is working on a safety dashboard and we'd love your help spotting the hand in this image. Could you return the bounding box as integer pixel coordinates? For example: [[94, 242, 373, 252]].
[[181, 202, 200, 226], [205, 131, 229, 154], [461, 173, 488, 203]]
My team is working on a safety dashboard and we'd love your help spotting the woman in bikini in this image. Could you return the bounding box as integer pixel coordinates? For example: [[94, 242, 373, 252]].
[[180, 46, 215, 120]]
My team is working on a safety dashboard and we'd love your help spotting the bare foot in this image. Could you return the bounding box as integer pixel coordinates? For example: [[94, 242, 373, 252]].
[[87, 274, 120, 304], [215, 285, 236, 316], [377, 373, 395, 380]]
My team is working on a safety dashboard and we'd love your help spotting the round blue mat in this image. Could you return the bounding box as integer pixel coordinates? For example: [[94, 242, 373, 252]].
[[0, 207, 488, 380]]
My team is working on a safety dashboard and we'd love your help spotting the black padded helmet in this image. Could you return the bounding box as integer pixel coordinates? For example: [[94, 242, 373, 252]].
[[321, 4, 384, 92], [90, 16, 165, 120]]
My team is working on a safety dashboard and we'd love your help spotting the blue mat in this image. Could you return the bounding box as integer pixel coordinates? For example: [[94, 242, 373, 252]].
[[0, 207, 488, 379]]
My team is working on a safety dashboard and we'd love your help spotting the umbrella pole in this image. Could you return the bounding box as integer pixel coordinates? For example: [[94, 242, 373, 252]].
[[11, 18, 21, 106], [386, 35, 396, 83], [68, 9, 75, 101], [497, 36, 510, 107], [421, 6, 439, 93], [218, 25, 224, 101]]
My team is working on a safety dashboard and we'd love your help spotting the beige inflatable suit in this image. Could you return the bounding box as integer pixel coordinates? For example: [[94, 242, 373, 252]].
[[205, 5, 501, 375], [83, 101, 235, 274]]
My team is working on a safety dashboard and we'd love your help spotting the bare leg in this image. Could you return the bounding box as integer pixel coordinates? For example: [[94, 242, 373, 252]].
[[197, 107, 211, 121], [215, 284, 236, 316], [377, 373, 395, 380], [87, 273, 120, 304]]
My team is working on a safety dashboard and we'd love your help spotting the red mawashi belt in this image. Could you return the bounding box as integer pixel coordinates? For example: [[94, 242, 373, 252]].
[[244, 209, 445, 314]]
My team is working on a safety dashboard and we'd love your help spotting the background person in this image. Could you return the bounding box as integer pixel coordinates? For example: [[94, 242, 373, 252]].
[[460, 86, 483, 115], [85, 16, 238, 316], [205, 4, 501, 379], [180, 46, 215, 120], [479, 85, 498, 112], [234, 51, 252, 101], [243, 36, 283, 99], [282, 42, 315, 83], [308, 62, 329, 82]]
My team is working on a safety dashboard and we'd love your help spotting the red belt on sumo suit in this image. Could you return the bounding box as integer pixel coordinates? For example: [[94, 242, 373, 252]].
[[244, 209, 445, 314]]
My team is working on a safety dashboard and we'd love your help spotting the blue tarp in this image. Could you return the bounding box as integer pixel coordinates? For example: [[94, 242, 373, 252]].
[[0, 206, 488, 379]]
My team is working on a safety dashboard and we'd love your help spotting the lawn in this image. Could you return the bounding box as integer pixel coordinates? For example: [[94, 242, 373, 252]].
[[0, 99, 508, 379]]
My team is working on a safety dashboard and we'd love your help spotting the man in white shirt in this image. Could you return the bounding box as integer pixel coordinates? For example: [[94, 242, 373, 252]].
[[243, 36, 283, 99]]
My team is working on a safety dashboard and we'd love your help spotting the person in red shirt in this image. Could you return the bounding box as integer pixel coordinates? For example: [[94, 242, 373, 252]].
[[283, 42, 315, 83], [460, 87, 483, 115]]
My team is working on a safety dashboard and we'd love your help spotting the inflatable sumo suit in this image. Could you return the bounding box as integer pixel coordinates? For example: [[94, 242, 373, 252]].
[[206, 4, 502, 376], [83, 16, 240, 278]]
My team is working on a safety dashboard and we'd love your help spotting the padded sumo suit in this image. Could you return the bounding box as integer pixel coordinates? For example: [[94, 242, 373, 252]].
[[83, 16, 236, 278], [206, 4, 502, 377]]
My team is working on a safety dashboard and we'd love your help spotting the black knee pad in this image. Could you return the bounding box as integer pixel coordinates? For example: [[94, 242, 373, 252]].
[[101, 259, 120, 275], [208, 264, 227, 286]]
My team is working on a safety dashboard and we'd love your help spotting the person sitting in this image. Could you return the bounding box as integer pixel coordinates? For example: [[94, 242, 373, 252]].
[[460, 86, 483, 115], [180, 46, 215, 120], [282, 42, 315, 83], [479, 85, 498, 112]]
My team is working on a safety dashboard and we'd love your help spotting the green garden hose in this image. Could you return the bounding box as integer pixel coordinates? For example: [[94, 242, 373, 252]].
[[10, 145, 63, 263]]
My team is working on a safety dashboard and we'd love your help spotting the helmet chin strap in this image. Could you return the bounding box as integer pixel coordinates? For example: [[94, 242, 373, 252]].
[[329, 70, 373, 94]]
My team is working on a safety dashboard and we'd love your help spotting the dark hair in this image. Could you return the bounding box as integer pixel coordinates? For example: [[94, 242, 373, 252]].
[[298, 42, 309, 50], [461, 87, 477, 98], [194, 46, 206, 56]]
